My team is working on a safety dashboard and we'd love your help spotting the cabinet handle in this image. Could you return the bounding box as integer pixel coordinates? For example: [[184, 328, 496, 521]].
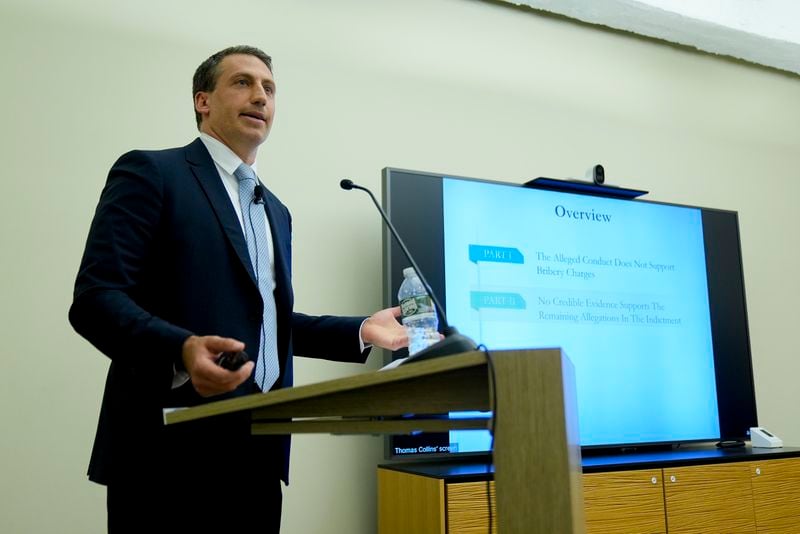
[[651, 477, 658, 484], [755, 467, 761, 476], [670, 475, 677, 483]]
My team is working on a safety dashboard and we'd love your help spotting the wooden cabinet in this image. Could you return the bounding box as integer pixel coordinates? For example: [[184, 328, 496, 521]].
[[377, 470, 496, 534], [378, 453, 800, 534], [378, 468, 445, 534]]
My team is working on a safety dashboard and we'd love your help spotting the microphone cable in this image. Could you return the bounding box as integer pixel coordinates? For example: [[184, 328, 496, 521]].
[[478, 343, 497, 534]]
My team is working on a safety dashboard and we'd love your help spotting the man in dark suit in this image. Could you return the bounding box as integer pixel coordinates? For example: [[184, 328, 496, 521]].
[[69, 45, 407, 533]]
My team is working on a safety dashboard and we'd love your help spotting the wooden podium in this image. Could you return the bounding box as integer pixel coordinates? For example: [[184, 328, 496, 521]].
[[164, 349, 585, 533]]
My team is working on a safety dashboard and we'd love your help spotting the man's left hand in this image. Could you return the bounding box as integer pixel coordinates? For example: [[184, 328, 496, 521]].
[[361, 306, 408, 351]]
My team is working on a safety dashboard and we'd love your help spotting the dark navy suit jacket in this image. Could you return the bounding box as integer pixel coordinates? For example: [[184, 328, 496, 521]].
[[70, 138, 367, 485]]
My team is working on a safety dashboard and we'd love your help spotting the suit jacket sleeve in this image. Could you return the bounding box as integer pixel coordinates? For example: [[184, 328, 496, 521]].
[[292, 312, 369, 363], [69, 151, 192, 388]]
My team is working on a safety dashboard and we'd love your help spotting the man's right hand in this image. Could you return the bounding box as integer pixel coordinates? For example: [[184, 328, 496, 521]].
[[181, 335, 254, 397]]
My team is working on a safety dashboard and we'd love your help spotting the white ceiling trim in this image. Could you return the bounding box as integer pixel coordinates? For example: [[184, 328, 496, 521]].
[[503, 0, 800, 75]]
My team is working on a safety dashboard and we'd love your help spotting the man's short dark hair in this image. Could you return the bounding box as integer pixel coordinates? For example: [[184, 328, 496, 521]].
[[192, 45, 273, 129]]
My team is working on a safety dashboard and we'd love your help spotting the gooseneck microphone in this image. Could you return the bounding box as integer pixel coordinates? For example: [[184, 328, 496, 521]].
[[340, 178, 477, 364], [340, 180, 448, 320]]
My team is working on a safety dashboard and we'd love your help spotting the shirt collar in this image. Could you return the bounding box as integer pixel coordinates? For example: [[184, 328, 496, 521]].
[[199, 133, 259, 176]]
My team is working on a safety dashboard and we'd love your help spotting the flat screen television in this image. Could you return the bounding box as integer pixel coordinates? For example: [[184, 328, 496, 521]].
[[382, 168, 757, 460]]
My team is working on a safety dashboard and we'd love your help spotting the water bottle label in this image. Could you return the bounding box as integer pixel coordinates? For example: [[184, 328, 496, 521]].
[[400, 295, 435, 318]]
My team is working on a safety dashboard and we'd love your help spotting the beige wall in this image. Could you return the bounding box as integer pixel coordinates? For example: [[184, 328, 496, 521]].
[[1, 0, 798, 532]]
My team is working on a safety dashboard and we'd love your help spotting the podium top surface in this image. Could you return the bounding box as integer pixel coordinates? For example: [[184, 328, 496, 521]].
[[163, 350, 493, 426]]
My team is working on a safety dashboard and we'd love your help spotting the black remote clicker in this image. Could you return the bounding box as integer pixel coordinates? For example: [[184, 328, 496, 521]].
[[217, 350, 249, 371]]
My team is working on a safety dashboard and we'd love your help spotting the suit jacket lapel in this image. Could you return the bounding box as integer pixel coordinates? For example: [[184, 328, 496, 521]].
[[184, 139, 257, 286], [262, 188, 291, 308], [260, 186, 293, 377]]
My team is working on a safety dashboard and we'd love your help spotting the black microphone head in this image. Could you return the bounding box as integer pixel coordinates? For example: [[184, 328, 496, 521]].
[[253, 184, 265, 204], [340, 179, 354, 190]]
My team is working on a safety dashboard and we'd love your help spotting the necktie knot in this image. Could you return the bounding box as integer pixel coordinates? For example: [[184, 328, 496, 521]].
[[234, 163, 257, 184]]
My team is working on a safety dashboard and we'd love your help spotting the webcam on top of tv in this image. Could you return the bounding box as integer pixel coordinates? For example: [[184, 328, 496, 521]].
[[586, 164, 605, 185]]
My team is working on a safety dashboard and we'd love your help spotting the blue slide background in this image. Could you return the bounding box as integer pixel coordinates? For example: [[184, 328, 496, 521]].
[[443, 178, 720, 449]]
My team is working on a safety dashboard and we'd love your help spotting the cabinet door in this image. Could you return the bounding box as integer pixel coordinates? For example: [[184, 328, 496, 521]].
[[751, 458, 800, 533], [583, 469, 666, 534], [663, 463, 756, 533], [446, 481, 497, 534]]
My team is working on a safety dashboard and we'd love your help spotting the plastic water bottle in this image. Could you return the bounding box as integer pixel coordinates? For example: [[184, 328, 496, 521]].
[[398, 267, 439, 355]]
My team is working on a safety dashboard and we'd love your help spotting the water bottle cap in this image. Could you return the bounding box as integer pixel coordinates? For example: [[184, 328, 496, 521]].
[[402, 267, 417, 279]]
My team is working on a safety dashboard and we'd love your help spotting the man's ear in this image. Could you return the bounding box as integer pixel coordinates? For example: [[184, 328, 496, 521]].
[[194, 92, 210, 118]]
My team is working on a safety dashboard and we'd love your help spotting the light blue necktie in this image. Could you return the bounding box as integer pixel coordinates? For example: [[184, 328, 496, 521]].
[[234, 163, 280, 392]]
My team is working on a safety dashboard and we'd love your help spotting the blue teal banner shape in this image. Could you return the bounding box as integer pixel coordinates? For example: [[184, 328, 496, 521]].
[[468, 245, 524, 264], [470, 291, 526, 310]]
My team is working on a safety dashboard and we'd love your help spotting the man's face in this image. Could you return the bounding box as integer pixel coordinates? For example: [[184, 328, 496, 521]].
[[195, 54, 276, 163]]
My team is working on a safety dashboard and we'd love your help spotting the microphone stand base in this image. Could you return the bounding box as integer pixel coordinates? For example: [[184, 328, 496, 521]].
[[401, 333, 478, 365]]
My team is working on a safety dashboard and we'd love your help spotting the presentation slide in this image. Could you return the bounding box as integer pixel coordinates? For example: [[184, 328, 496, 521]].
[[443, 178, 720, 449]]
